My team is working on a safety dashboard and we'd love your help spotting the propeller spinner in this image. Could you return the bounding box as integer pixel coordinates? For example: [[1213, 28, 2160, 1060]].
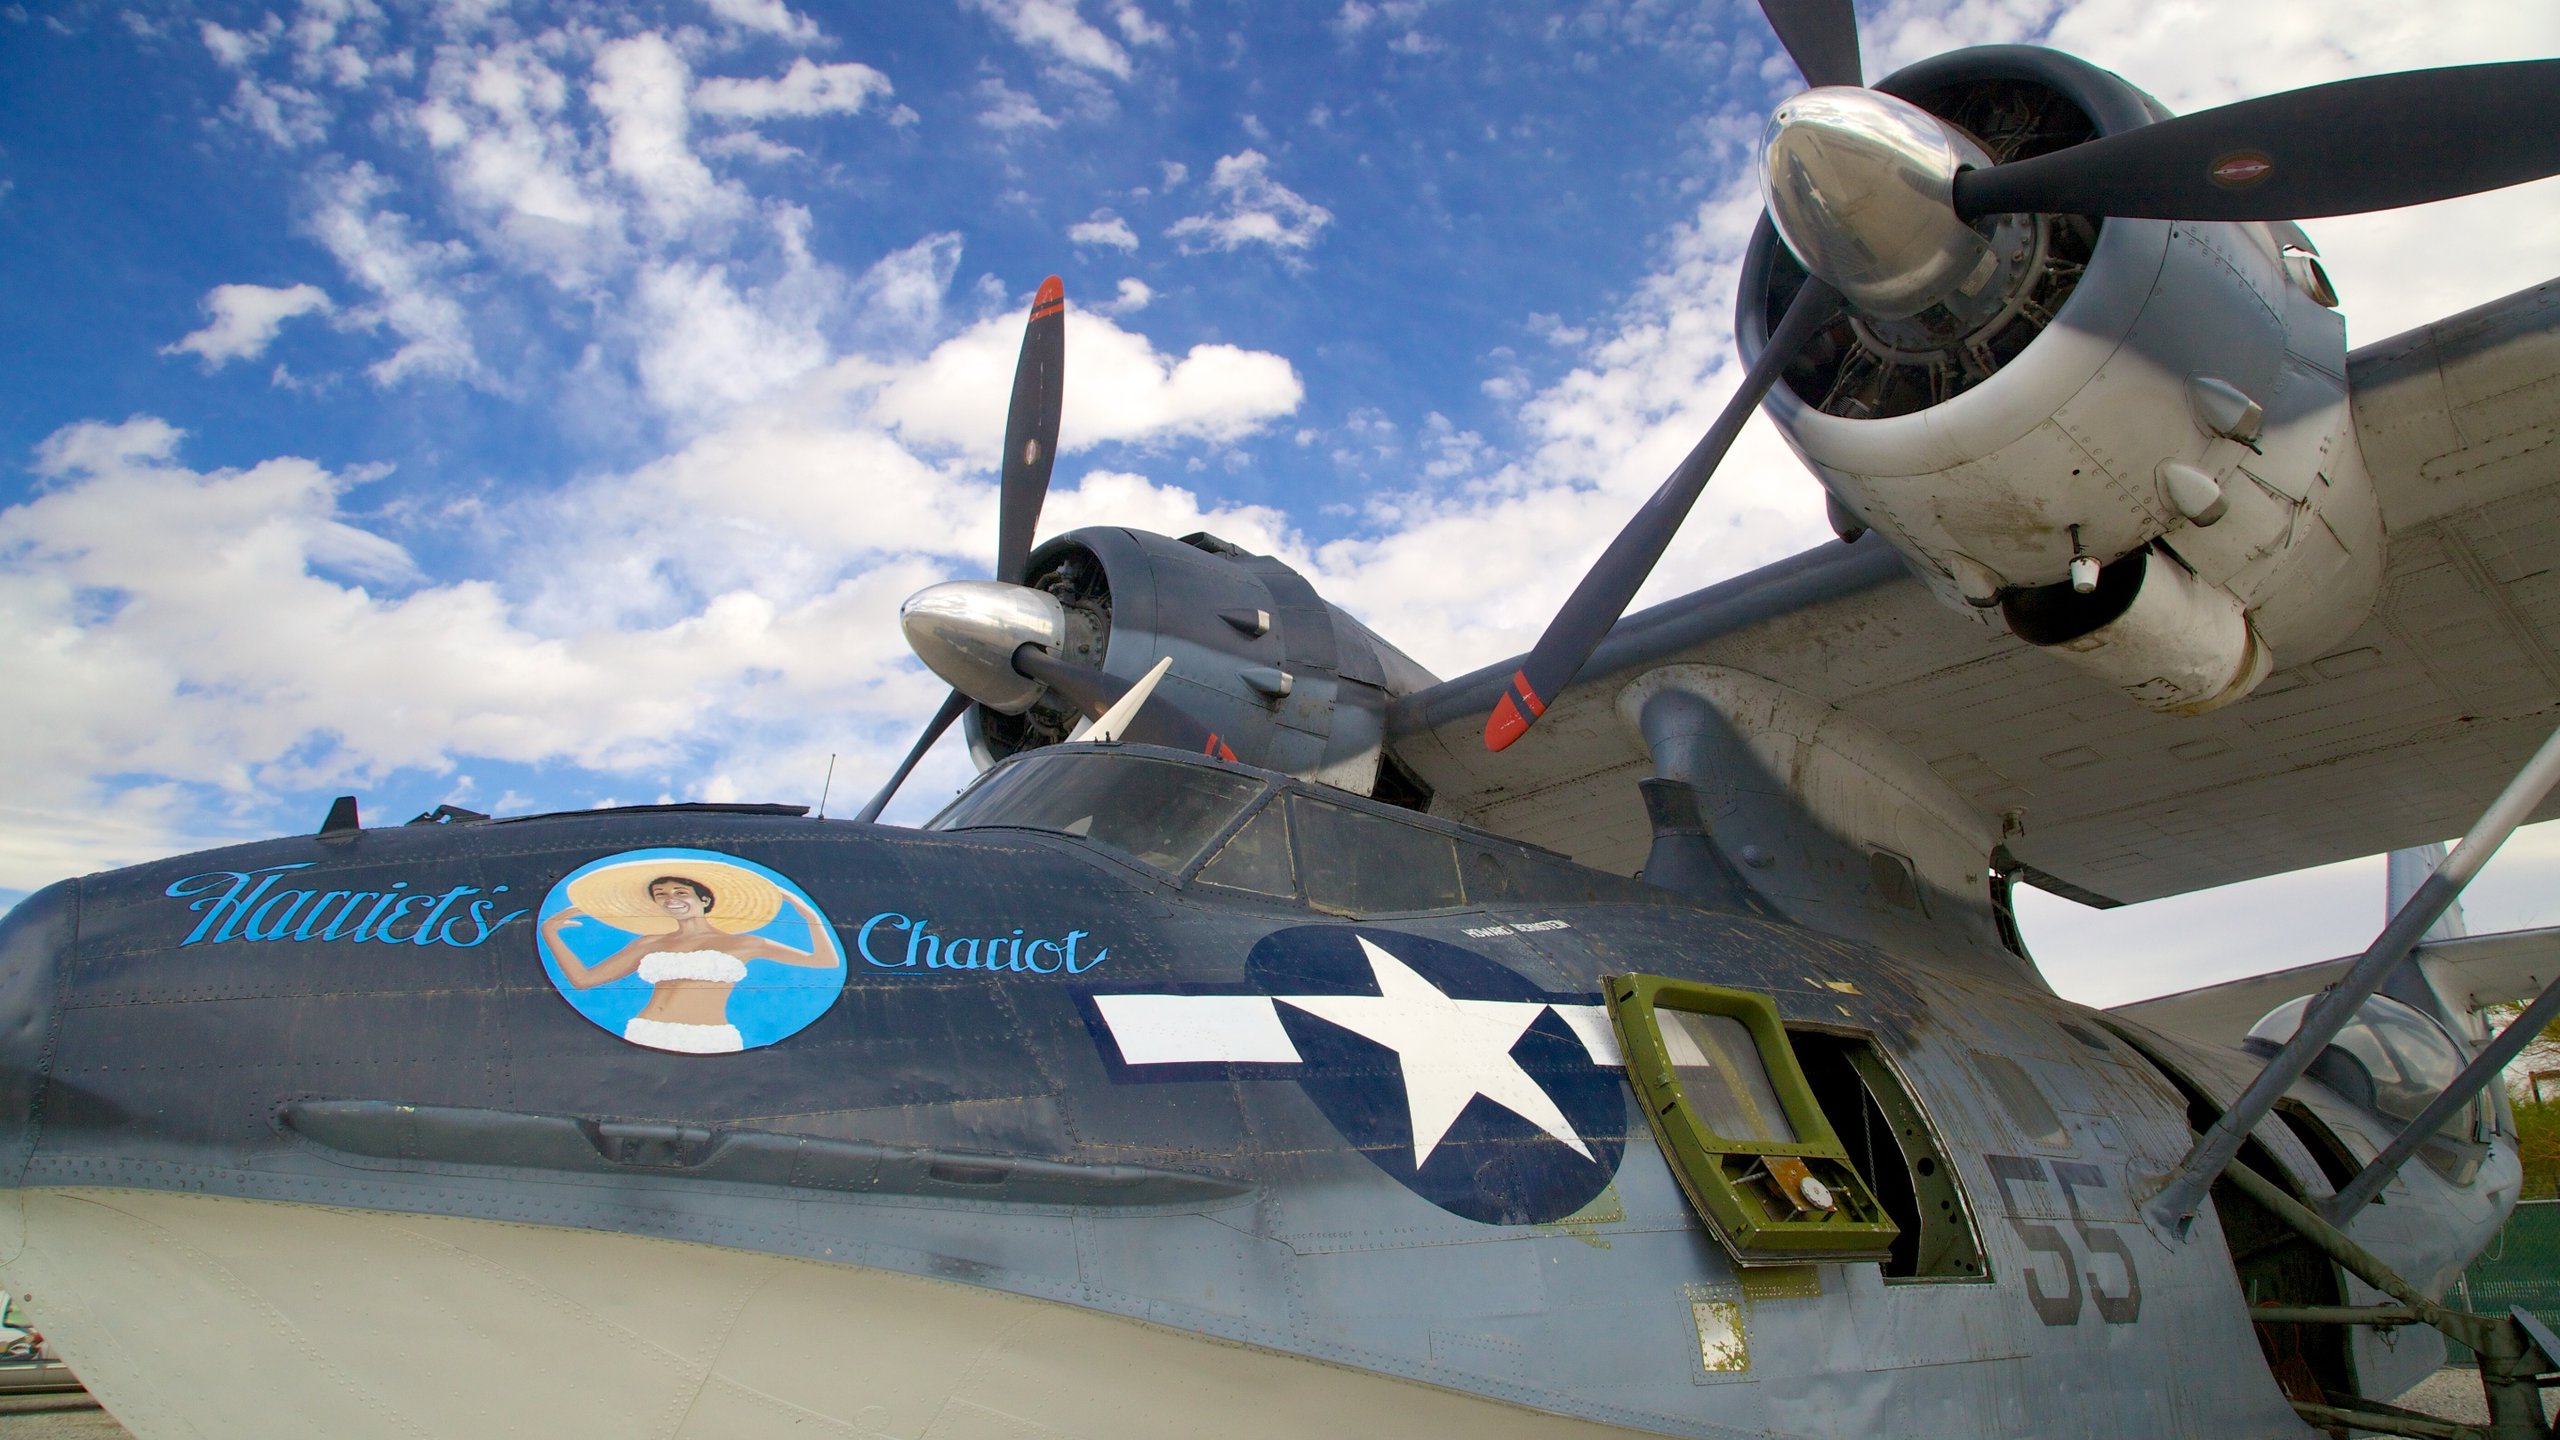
[[857, 277, 1240, 822], [1483, 1, 2560, 751]]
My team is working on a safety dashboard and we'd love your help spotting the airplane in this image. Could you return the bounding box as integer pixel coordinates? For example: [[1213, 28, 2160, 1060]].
[[3, 2, 2560, 1436]]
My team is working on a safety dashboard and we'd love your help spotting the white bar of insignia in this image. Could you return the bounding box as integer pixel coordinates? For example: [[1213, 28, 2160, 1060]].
[[1550, 1005, 1624, 1067], [1095, 994, 1305, 1065]]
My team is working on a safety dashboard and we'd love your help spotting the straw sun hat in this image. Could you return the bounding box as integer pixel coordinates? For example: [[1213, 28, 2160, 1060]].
[[564, 857, 787, 936]]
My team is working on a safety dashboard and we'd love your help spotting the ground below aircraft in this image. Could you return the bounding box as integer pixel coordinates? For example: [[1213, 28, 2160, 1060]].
[[5, 2, 2560, 1435]]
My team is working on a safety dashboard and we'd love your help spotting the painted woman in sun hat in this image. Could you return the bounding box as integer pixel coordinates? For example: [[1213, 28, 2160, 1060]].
[[538, 855, 842, 1054]]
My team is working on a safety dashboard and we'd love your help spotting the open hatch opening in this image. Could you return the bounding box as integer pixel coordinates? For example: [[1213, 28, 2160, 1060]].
[[1790, 1030, 1987, 1282], [1608, 977, 1985, 1276]]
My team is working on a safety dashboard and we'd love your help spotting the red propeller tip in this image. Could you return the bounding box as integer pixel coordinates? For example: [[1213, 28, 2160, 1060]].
[[1482, 669, 1547, 752], [1033, 275, 1064, 318], [1509, 670, 1545, 715]]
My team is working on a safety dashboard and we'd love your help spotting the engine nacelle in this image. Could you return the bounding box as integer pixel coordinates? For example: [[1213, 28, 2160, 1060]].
[[964, 527, 1441, 799], [1738, 45, 2385, 710], [2001, 547, 2273, 713]]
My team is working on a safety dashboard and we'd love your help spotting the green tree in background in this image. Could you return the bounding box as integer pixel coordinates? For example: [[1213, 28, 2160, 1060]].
[[2513, 1099, 2560, 1199], [2490, 1004, 2560, 1199]]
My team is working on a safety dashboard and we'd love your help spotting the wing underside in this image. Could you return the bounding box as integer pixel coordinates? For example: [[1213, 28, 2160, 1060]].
[[1387, 280, 2560, 908]]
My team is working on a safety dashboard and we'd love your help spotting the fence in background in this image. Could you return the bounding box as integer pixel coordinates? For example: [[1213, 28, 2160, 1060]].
[[2447, 1198, 2560, 1366]]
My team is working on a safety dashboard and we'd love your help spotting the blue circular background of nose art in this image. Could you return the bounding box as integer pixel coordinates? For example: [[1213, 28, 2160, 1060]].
[[536, 847, 846, 1054]]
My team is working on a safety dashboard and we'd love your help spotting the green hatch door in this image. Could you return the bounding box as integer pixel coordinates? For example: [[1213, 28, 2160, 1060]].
[[1606, 974, 1899, 1265]]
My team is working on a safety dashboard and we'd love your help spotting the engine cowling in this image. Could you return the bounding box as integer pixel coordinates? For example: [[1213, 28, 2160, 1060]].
[[1738, 45, 2385, 713], [963, 527, 1442, 800]]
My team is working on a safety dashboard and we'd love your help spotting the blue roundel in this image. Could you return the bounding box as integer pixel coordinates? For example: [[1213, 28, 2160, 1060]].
[[536, 847, 847, 1055], [1246, 926, 1626, 1226]]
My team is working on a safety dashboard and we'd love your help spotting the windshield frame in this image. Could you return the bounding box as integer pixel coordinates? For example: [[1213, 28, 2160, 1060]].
[[927, 741, 1634, 914], [926, 745, 1277, 879]]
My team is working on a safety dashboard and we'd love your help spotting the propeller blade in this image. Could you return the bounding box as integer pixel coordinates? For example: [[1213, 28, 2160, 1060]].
[[1757, 0, 1861, 90], [853, 688, 973, 824], [1954, 60, 2560, 223], [994, 276, 1067, 586], [1012, 645, 1241, 763], [1484, 276, 1842, 752], [1087, 656, 1175, 743]]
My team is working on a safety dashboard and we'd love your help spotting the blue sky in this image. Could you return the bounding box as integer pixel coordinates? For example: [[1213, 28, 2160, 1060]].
[[3, 0, 2557, 1005]]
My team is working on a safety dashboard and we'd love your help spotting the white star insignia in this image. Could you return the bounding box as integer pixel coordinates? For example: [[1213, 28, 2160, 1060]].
[[1090, 937, 1620, 1170], [1276, 937, 1596, 1168]]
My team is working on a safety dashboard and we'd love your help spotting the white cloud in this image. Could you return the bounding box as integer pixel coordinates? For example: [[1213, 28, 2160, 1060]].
[[1112, 5, 1170, 47], [630, 259, 832, 425], [0, 420, 743, 854], [1166, 149, 1332, 256], [162, 283, 335, 367], [307, 165, 484, 386], [701, 130, 803, 164], [590, 33, 738, 234], [513, 409, 978, 634], [1103, 277, 1154, 313], [845, 232, 966, 352], [622, 207, 852, 428], [245, 18, 919, 417], [1524, 312, 1588, 347], [1331, 0, 1433, 41], [32, 413, 187, 476], [280, 0, 390, 91], [1039, 469, 1293, 556], [226, 75, 331, 147], [411, 42, 622, 287], [695, 59, 894, 120], [974, 78, 1058, 133], [699, 0, 822, 46], [962, 0, 1134, 80], [1068, 210, 1139, 250], [198, 18, 274, 68], [862, 304, 1304, 457]]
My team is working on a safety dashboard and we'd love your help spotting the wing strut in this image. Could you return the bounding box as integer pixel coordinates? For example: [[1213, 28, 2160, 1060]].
[[2141, 716, 2560, 1239], [2214, 1160, 2560, 1438]]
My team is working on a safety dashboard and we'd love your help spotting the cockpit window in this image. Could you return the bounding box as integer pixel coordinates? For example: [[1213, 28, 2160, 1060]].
[[930, 751, 1265, 873], [1290, 793, 1463, 915], [1195, 800, 1296, 898], [2246, 992, 2483, 1157]]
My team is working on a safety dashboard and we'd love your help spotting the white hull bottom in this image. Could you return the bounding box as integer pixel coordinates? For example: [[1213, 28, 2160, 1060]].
[[0, 1188, 1634, 1440]]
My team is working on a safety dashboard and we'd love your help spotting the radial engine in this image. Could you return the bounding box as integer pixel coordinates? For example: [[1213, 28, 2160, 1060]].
[[901, 527, 1441, 803], [1740, 47, 2382, 714]]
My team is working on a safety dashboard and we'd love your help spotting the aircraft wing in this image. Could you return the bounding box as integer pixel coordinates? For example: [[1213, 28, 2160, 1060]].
[[2111, 925, 2560, 1047], [1387, 279, 2560, 906]]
